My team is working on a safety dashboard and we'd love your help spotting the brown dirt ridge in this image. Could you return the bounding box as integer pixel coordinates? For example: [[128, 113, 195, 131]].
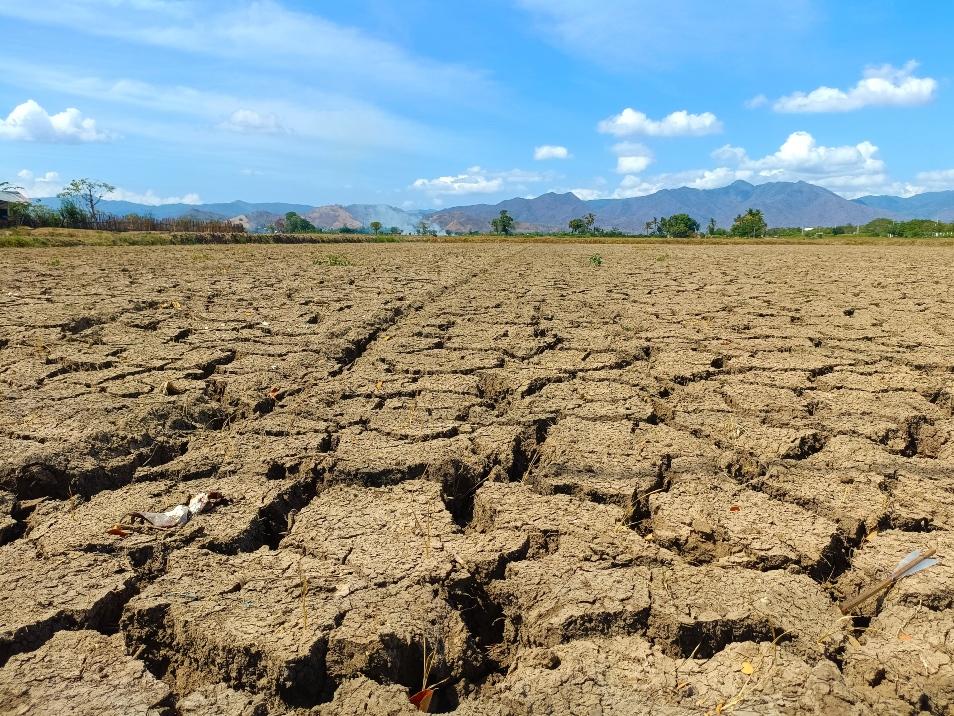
[[1, 242, 953, 715]]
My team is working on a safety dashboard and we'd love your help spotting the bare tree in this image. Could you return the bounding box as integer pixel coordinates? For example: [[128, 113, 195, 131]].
[[58, 178, 116, 222]]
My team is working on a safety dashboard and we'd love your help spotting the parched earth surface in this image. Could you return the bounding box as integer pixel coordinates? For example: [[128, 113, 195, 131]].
[[0, 242, 953, 715]]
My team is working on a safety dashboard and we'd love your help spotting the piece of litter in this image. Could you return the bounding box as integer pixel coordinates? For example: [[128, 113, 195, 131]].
[[898, 632, 912, 641], [893, 549, 938, 579], [740, 661, 754, 675], [729, 505, 741, 512], [106, 524, 130, 537], [409, 689, 433, 712], [839, 548, 938, 614], [161, 380, 184, 396], [123, 491, 226, 529]]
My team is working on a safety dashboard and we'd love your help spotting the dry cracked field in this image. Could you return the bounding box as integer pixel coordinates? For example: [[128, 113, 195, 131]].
[[1, 242, 953, 716]]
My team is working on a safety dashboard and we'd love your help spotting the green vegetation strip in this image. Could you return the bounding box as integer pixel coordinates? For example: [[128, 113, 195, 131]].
[[3, 228, 953, 248]]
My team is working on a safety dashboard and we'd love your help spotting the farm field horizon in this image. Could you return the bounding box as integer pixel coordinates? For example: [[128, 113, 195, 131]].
[[1, 242, 953, 713]]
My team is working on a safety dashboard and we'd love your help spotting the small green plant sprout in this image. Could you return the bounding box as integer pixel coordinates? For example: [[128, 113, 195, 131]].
[[589, 253, 603, 267], [314, 253, 351, 266]]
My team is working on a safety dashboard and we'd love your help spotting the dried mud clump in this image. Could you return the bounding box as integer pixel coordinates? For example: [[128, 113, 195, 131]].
[[0, 243, 953, 714]]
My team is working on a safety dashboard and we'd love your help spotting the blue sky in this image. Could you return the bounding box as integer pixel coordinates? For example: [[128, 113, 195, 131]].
[[1, 0, 952, 207]]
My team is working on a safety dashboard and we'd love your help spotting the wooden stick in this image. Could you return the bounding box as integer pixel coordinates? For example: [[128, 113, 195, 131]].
[[839, 549, 936, 614]]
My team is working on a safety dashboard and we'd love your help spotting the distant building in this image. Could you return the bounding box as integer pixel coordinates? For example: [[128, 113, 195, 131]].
[[0, 190, 28, 224]]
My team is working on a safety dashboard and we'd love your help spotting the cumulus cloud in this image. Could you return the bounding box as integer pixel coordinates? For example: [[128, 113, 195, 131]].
[[13, 168, 200, 204], [612, 142, 653, 174], [219, 108, 286, 134], [104, 188, 202, 205], [714, 131, 888, 195], [534, 145, 570, 160], [573, 130, 910, 200], [412, 166, 551, 197], [0, 100, 113, 142], [14, 169, 63, 198], [598, 108, 723, 137], [773, 61, 937, 113], [911, 169, 954, 193]]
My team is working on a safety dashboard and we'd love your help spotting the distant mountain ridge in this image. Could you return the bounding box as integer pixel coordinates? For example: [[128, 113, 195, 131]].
[[33, 180, 954, 232], [430, 181, 889, 232], [853, 190, 954, 221]]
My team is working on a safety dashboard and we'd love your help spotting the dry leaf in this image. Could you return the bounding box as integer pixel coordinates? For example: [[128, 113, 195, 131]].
[[107, 524, 130, 538], [740, 661, 754, 675], [867, 529, 878, 541], [171, 300, 182, 310], [898, 632, 912, 641], [729, 505, 741, 512], [409, 688, 433, 712], [375, 380, 383, 391]]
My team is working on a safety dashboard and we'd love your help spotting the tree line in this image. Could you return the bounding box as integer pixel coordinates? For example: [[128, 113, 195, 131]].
[[0, 178, 243, 233], [487, 207, 769, 237]]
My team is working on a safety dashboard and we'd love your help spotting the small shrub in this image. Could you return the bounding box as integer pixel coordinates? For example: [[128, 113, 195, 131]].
[[589, 253, 603, 267]]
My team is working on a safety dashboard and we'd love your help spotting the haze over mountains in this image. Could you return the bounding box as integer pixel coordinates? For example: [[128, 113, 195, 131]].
[[38, 181, 954, 233]]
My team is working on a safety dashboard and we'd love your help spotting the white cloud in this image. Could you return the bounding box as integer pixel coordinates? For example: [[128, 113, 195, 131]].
[[569, 187, 606, 200], [571, 130, 911, 200], [773, 61, 937, 113], [0, 2, 490, 103], [616, 156, 653, 174], [911, 169, 954, 194], [0, 100, 113, 143], [3, 64, 441, 152], [219, 109, 286, 134], [744, 94, 768, 109], [612, 142, 654, 174], [413, 173, 503, 196], [412, 166, 551, 197], [707, 131, 901, 197], [105, 188, 202, 205], [517, 0, 816, 69], [603, 168, 754, 199], [14, 168, 201, 204], [534, 145, 570, 160], [15, 169, 64, 198], [598, 108, 722, 137]]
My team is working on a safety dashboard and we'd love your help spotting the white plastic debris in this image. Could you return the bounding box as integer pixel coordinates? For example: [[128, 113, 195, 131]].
[[124, 491, 225, 529]]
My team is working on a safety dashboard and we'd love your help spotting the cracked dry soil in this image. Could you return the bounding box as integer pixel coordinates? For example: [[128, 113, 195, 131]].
[[0, 242, 953, 715]]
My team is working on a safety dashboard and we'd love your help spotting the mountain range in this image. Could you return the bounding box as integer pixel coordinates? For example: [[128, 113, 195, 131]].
[[36, 181, 954, 233]]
